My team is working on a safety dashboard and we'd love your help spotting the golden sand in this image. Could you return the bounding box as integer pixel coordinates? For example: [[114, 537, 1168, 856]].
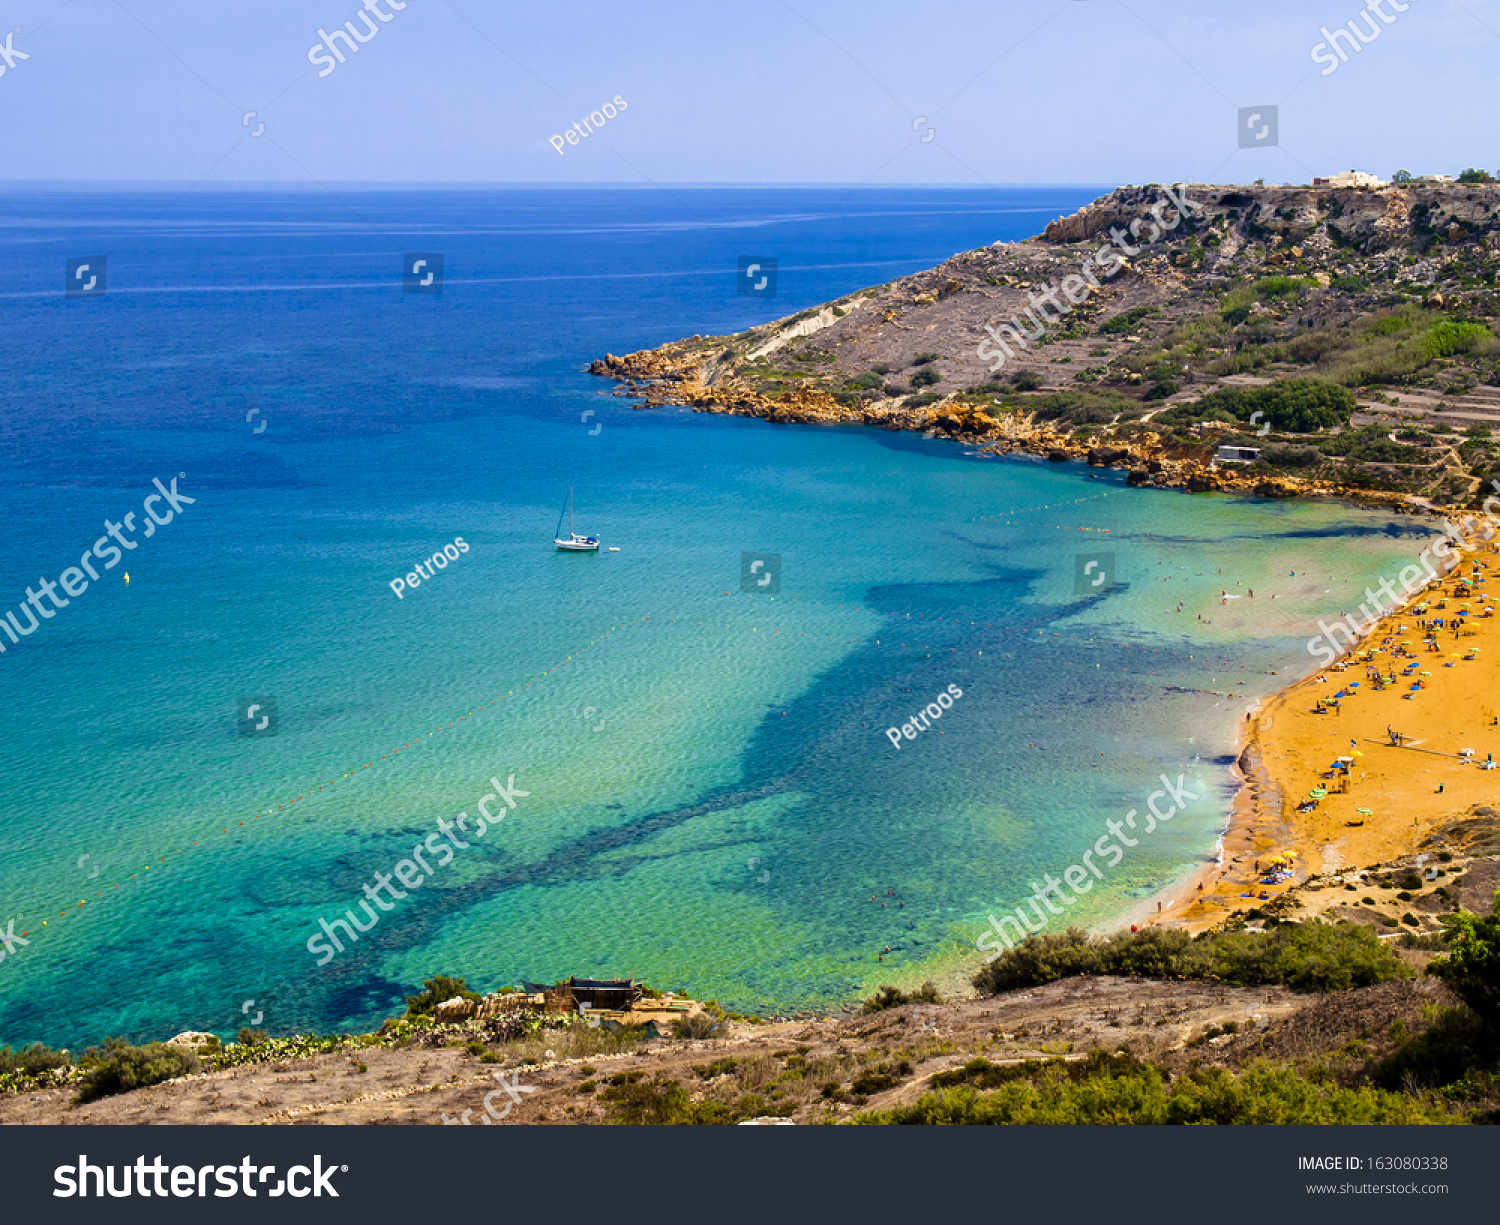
[[1165, 537, 1500, 930]]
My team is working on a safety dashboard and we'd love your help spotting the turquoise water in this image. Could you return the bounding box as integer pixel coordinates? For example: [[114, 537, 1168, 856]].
[[0, 188, 1429, 1046]]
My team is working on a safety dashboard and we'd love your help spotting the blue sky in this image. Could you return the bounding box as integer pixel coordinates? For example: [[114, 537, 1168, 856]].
[[1, 0, 1497, 183]]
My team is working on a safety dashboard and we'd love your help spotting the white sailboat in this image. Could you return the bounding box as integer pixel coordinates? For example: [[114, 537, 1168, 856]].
[[554, 485, 599, 552]]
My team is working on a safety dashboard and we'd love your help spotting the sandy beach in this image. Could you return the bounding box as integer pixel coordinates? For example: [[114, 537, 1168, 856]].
[[1165, 530, 1500, 932]]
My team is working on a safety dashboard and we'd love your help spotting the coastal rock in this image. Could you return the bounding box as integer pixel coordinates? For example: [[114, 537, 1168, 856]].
[[167, 1031, 218, 1049], [1255, 479, 1297, 498], [1046, 450, 1070, 463], [476, 992, 528, 1020], [1126, 469, 1151, 486], [434, 997, 478, 1023]]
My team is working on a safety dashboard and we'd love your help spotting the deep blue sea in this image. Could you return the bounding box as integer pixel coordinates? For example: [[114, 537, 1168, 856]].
[[0, 186, 1426, 1047]]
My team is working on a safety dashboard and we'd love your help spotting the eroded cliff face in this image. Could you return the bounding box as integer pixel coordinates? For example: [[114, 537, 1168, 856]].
[[1042, 183, 1500, 253]]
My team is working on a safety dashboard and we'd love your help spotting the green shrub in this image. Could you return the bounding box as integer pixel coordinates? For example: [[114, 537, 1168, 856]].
[[859, 981, 942, 1013], [1026, 390, 1142, 425], [1143, 381, 1179, 401], [974, 922, 1408, 996], [75, 1038, 200, 1105], [599, 1074, 735, 1124], [404, 975, 481, 1018], [1420, 320, 1491, 361], [1330, 275, 1368, 293], [236, 1028, 269, 1047], [1259, 444, 1322, 468], [851, 1059, 912, 1096], [1100, 305, 1157, 335], [1428, 889, 1500, 1027], [845, 371, 884, 391], [1011, 370, 1043, 392], [673, 1012, 720, 1040], [910, 367, 941, 389], [1316, 424, 1427, 464], [0, 1043, 70, 1077], [1189, 377, 1355, 433], [1373, 1003, 1499, 1096], [912, 352, 940, 365], [855, 1058, 1456, 1125]]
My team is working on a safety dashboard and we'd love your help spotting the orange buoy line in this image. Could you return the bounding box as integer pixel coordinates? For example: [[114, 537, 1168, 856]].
[[972, 491, 1113, 524], [15, 616, 658, 942]]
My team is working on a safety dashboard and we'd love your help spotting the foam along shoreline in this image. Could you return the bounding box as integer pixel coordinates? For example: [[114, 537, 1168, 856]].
[[1160, 523, 1500, 933]]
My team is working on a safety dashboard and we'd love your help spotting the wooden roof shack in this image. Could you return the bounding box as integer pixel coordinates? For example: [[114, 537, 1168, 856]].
[[568, 977, 638, 1012]]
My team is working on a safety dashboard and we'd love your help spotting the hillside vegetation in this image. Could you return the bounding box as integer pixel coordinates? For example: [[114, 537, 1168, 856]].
[[594, 182, 1500, 507]]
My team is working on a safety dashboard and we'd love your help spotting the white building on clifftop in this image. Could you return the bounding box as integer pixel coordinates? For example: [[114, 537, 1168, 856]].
[[1312, 170, 1386, 188]]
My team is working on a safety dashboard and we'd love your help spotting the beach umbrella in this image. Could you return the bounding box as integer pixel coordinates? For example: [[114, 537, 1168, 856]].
[[1420, 670, 1432, 675], [1350, 750, 1363, 757]]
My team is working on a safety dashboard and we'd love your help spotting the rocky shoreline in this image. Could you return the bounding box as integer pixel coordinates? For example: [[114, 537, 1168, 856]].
[[588, 344, 1422, 512], [589, 180, 1500, 519]]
